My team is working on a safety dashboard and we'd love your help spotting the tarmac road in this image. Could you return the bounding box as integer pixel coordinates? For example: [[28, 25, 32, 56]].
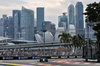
[[1, 59, 100, 66]]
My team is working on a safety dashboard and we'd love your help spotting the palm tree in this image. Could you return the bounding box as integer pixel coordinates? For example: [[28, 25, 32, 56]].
[[78, 34, 86, 47], [58, 32, 72, 56], [58, 32, 72, 44], [72, 35, 80, 48], [89, 38, 94, 47], [88, 38, 95, 58], [72, 34, 86, 48], [72, 34, 86, 57]]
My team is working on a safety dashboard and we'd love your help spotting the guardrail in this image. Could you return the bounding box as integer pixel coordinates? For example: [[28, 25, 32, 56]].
[[0, 56, 83, 60]]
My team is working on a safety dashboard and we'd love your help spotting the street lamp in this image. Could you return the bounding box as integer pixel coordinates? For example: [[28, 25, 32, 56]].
[[86, 19, 100, 60], [86, 22, 90, 59], [42, 29, 47, 55], [86, 17, 93, 59]]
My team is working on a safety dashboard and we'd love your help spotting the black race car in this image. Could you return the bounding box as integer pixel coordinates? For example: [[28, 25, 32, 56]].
[[40, 58, 48, 62]]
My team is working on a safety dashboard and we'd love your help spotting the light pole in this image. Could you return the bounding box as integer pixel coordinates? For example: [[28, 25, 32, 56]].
[[87, 22, 90, 59], [42, 30, 47, 55], [86, 20, 100, 59]]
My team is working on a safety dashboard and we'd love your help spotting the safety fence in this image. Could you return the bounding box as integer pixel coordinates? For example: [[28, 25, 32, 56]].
[[0, 56, 83, 60]]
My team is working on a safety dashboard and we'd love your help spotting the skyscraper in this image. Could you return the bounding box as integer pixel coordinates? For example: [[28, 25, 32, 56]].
[[3, 15, 12, 38], [51, 23, 56, 36], [2, 15, 15, 38], [58, 13, 68, 32], [75, 2, 84, 35], [85, 22, 96, 40], [43, 21, 56, 36], [2, 15, 8, 37], [89, 26, 96, 40], [37, 7, 44, 36], [58, 16, 63, 27], [8, 16, 14, 38], [43, 21, 51, 30], [0, 18, 4, 36], [21, 6, 34, 41], [68, 4, 75, 25], [13, 10, 21, 22], [13, 10, 21, 39], [14, 13, 20, 39]]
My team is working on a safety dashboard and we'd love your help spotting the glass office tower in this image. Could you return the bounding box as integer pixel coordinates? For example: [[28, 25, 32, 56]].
[[21, 6, 34, 41], [68, 4, 75, 25], [8, 16, 14, 38], [75, 2, 84, 35], [3, 15, 14, 38], [58, 13, 68, 32], [13, 10, 21, 39], [51, 23, 56, 36], [43, 21, 51, 30], [0, 18, 4, 36], [85, 22, 96, 40], [37, 7, 44, 36]]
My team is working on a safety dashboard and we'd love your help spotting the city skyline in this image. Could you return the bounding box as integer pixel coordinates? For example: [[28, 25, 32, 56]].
[[0, 0, 99, 27], [0, 0, 99, 64]]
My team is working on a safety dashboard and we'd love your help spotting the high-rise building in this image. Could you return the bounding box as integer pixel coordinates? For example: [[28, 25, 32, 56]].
[[89, 27, 96, 40], [3, 15, 9, 37], [58, 13, 68, 32], [51, 23, 56, 36], [68, 4, 75, 25], [34, 27, 37, 41], [13, 10, 21, 38], [58, 16, 63, 27], [0, 18, 4, 36], [14, 13, 21, 39], [85, 22, 96, 40], [34, 18, 37, 41], [75, 2, 84, 35], [37, 7, 44, 36], [43, 21, 56, 36], [21, 6, 34, 41], [3, 15, 14, 38], [13, 10, 21, 39], [2, 15, 8, 20], [13, 10, 21, 22], [8, 16, 14, 38], [43, 21, 51, 30], [69, 24, 75, 36]]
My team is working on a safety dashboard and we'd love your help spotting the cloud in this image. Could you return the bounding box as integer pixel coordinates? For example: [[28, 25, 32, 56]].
[[0, 0, 26, 17], [0, 0, 26, 11], [0, 0, 26, 6], [0, 0, 100, 27], [60, 0, 77, 5]]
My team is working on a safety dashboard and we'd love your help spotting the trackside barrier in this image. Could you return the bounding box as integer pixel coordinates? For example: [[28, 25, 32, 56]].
[[0, 56, 83, 60]]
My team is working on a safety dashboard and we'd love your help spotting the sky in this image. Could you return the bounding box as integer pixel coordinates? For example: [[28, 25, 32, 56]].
[[0, 0, 100, 27]]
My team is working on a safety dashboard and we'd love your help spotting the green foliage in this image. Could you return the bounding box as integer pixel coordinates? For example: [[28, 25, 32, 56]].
[[96, 51, 100, 54], [89, 38, 95, 46], [84, 2, 100, 50], [72, 34, 86, 48], [84, 2, 100, 22], [72, 35, 80, 48], [58, 33, 94, 48], [58, 32, 72, 43]]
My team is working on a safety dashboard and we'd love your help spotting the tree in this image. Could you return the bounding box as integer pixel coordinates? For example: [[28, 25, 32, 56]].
[[89, 38, 95, 47], [58, 32, 72, 55], [84, 2, 100, 51], [72, 34, 86, 57], [72, 34, 86, 48], [58, 32, 72, 43], [72, 35, 80, 48]]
